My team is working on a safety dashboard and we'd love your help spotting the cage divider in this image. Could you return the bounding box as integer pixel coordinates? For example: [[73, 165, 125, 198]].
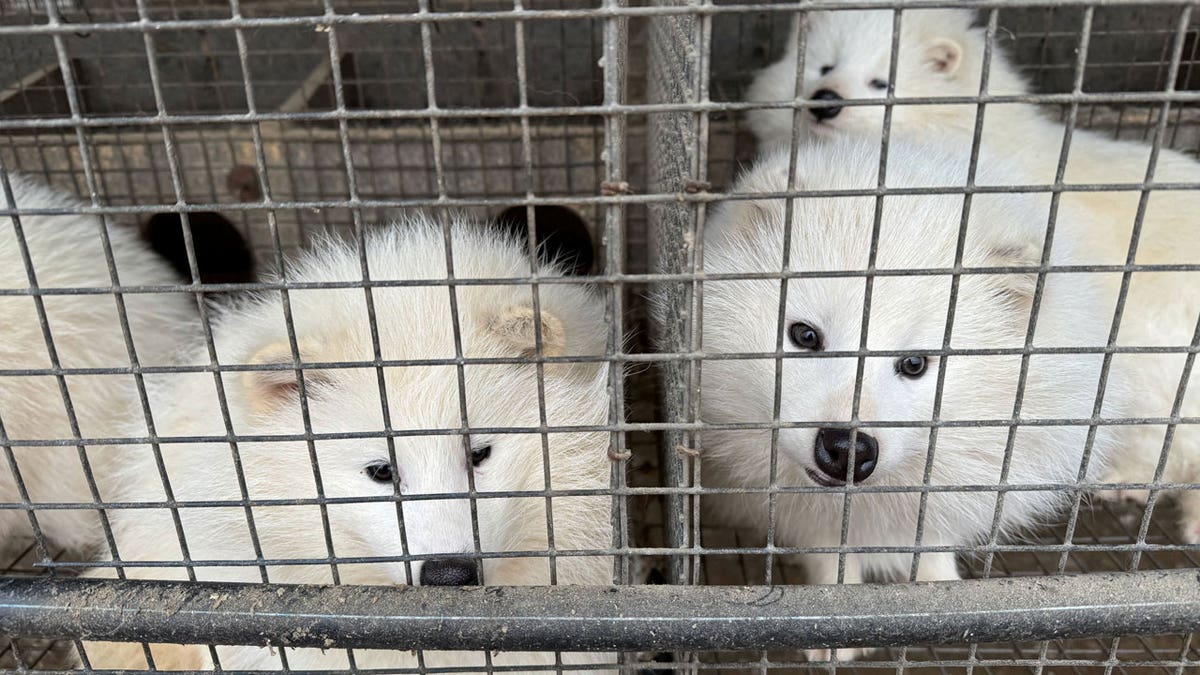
[[686, 0, 714, 604], [645, 2, 703, 672], [600, 0, 631, 591], [646, 0, 701, 590]]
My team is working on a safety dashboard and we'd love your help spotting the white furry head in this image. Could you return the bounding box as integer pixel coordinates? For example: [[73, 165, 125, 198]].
[[746, 8, 1029, 147], [698, 136, 1122, 557], [121, 220, 613, 588]]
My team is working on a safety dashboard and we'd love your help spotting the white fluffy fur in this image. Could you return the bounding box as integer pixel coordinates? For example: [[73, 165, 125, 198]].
[[695, 137, 1126, 619], [80, 220, 616, 673], [0, 176, 198, 553], [746, 7, 1200, 544]]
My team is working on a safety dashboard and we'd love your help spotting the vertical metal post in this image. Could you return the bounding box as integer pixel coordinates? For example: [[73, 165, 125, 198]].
[[646, 0, 701, 588], [601, 0, 631, 589]]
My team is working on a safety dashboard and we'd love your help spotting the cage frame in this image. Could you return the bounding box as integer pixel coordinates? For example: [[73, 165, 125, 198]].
[[0, 0, 1199, 670]]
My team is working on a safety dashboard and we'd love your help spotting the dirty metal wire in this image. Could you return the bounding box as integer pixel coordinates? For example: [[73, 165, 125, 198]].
[[600, 0, 631, 589]]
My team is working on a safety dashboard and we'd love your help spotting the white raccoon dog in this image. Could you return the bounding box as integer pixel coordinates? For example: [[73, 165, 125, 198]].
[[80, 220, 617, 674], [746, 7, 1200, 542], [1, 176, 198, 554], [745, 7, 1200, 199], [697, 136, 1125, 598]]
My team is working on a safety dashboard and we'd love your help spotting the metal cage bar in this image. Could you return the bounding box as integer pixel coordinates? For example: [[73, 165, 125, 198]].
[[2, 572, 1198, 652]]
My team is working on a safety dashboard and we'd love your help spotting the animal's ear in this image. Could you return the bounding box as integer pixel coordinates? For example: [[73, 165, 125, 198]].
[[724, 198, 787, 238], [714, 159, 792, 237], [242, 339, 328, 414], [925, 38, 963, 76], [488, 306, 566, 358], [985, 242, 1042, 312], [752, 195, 789, 227]]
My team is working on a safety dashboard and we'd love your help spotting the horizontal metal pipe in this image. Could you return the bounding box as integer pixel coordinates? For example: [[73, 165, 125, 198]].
[[1, 571, 1197, 651]]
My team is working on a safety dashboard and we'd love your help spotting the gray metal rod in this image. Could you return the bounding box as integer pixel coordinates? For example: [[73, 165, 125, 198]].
[[1, 572, 1198, 651]]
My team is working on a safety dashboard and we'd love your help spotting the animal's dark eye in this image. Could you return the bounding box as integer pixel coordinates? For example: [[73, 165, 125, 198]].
[[366, 461, 394, 483], [787, 322, 823, 351], [819, 64, 835, 76], [896, 356, 928, 378], [869, 78, 889, 90], [470, 445, 491, 468]]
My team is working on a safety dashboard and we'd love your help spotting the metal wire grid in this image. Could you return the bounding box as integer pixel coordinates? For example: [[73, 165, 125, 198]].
[[652, 0, 1200, 562], [0, 0, 1197, 672], [0, 0, 1190, 566], [0, 0, 619, 271], [682, 501, 1200, 673], [643, 0, 1200, 671], [0, 5, 635, 675], [645, 0, 1200, 669]]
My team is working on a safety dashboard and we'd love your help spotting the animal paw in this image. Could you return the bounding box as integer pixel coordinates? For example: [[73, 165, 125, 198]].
[[805, 647, 874, 662]]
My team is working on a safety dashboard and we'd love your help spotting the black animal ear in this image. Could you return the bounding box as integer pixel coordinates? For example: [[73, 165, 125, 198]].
[[143, 211, 256, 285], [496, 205, 594, 275]]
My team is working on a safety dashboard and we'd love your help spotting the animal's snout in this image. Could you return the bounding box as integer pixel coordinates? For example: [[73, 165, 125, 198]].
[[419, 557, 479, 586], [810, 89, 843, 120], [813, 428, 878, 484]]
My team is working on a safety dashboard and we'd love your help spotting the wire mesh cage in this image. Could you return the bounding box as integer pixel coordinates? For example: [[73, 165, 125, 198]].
[[1, 0, 1199, 674]]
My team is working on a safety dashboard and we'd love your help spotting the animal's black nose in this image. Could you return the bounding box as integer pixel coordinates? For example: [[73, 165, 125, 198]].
[[419, 557, 479, 586], [813, 428, 878, 484], [810, 89, 843, 121]]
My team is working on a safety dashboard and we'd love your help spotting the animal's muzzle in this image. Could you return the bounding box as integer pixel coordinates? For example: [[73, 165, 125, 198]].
[[813, 427, 878, 484], [419, 557, 480, 586], [810, 89, 844, 121]]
